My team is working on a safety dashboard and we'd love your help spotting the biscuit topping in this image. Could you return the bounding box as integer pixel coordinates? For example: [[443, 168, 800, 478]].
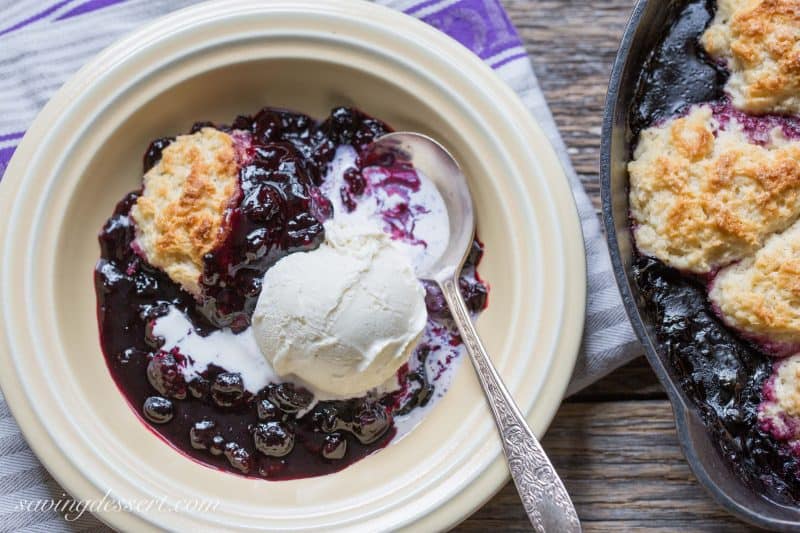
[[703, 0, 800, 114], [759, 355, 800, 446], [629, 105, 800, 273], [130, 128, 240, 295], [711, 221, 800, 351]]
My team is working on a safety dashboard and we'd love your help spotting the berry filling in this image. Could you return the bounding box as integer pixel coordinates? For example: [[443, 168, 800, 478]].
[[95, 106, 489, 480]]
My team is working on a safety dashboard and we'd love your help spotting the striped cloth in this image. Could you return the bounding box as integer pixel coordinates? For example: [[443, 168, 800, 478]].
[[0, 0, 640, 530]]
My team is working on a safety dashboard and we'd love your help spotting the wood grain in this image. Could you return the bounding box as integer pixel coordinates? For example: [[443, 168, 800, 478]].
[[460, 402, 757, 532], [458, 0, 761, 530], [505, 0, 636, 213], [571, 357, 662, 402]]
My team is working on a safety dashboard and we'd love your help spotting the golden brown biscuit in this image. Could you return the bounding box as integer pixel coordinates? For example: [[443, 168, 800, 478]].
[[710, 220, 800, 347], [703, 0, 800, 114], [629, 105, 800, 273], [758, 355, 800, 442], [130, 128, 240, 295]]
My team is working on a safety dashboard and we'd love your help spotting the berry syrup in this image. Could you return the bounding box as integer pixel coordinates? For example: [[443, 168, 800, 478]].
[[95, 107, 488, 480]]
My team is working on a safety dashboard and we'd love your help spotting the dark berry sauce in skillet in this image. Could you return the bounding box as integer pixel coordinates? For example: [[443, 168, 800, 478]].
[[628, 0, 727, 138], [629, 1, 800, 503], [634, 258, 800, 503], [95, 107, 488, 480]]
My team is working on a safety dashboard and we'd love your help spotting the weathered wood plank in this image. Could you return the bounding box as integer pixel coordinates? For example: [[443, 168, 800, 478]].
[[459, 402, 758, 531], [504, 0, 635, 211]]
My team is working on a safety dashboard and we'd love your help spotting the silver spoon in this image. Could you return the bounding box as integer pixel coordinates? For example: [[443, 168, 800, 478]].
[[366, 132, 581, 533]]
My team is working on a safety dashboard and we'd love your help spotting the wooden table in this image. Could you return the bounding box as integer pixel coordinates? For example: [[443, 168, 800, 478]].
[[459, 1, 757, 530]]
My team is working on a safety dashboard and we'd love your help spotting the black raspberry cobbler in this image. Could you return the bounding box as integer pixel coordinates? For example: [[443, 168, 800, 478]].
[[629, 0, 800, 503], [95, 107, 488, 480]]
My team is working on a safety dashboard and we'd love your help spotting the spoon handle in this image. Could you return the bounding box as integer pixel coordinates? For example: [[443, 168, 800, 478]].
[[439, 276, 581, 533]]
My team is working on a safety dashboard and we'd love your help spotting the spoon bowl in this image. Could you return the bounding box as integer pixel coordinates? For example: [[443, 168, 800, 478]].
[[366, 132, 475, 282]]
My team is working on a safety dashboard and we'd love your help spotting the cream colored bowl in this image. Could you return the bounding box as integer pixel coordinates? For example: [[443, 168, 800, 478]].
[[0, 1, 585, 530]]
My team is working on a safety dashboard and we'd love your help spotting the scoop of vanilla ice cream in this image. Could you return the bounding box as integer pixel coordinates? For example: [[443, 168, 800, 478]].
[[252, 221, 427, 397]]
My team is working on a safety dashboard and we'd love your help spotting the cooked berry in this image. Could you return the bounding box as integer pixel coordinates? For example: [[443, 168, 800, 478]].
[[466, 239, 484, 267], [188, 377, 210, 399], [321, 433, 347, 460], [146, 352, 186, 399], [224, 442, 253, 474], [351, 403, 392, 444], [142, 396, 173, 424], [132, 272, 159, 296], [460, 278, 488, 314], [209, 435, 226, 456], [394, 365, 433, 416], [244, 228, 269, 259], [257, 398, 280, 421], [142, 137, 174, 172], [311, 405, 340, 433], [321, 107, 356, 145], [422, 281, 449, 320], [318, 107, 388, 149], [268, 383, 313, 413], [242, 185, 282, 223], [189, 419, 216, 450], [343, 167, 366, 195], [340, 187, 357, 212], [253, 421, 295, 457], [211, 372, 245, 407]]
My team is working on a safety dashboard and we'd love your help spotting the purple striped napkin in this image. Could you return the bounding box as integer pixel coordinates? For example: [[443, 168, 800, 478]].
[[0, 0, 639, 529]]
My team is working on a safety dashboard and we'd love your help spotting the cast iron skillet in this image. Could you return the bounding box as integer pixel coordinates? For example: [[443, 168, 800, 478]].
[[601, 0, 800, 530]]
